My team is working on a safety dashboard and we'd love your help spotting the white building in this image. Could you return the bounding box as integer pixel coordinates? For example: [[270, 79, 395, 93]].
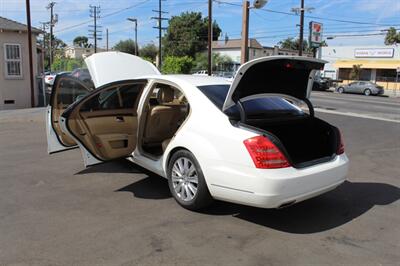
[[320, 46, 400, 89], [212, 38, 312, 66], [64, 46, 106, 59]]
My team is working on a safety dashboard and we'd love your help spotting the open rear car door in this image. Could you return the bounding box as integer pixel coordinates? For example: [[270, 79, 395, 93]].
[[46, 74, 93, 153], [46, 52, 160, 167]]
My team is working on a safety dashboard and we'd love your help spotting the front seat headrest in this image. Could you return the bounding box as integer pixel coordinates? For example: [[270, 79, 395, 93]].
[[157, 87, 174, 103]]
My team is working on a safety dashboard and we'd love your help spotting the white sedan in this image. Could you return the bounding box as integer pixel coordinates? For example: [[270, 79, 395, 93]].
[[46, 52, 349, 210]]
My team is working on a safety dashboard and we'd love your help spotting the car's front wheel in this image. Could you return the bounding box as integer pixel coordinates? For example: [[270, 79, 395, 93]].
[[167, 150, 213, 210]]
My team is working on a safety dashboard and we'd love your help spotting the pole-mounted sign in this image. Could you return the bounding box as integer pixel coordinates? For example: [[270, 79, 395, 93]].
[[309, 21, 323, 48]]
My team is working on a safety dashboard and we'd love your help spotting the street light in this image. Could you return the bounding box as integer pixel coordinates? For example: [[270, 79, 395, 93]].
[[127, 18, 138, 56], [241, 0, 268, 64]]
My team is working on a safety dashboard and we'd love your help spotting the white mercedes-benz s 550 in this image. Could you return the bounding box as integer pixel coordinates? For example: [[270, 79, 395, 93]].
[[46, 51, 349, 210]]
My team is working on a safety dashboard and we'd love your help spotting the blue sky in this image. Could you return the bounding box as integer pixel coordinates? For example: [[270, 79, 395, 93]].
[[1, 0, 399, 48]]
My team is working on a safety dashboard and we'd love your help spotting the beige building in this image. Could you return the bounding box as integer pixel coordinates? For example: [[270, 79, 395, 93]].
[[0, 16, 41, 110], [64, 46, 106, 59], [212, 38, 312, 65]]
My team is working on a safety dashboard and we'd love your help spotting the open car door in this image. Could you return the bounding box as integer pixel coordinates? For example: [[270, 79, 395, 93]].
[[46, 74, 93, 153], [58, 80, 148, 166], [46, 52, 160, 166]]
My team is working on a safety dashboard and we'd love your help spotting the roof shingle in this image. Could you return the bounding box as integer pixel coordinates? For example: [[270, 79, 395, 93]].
[[0, 16, 41, 34]]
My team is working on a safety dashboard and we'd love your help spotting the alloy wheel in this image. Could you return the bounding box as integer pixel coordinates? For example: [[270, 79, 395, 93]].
[[171, 157, 199, 201]]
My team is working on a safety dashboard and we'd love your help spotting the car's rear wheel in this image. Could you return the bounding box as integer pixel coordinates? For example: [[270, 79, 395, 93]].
[[338, 87, 344, 93], [364, 89, 371, 96], [167, 150, 213, 210]]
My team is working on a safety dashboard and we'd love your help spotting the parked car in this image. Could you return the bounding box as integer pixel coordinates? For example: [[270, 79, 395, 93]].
[[193, 70, 208, 76], [312, 77, 330, 91], [46, 52, 348, 210], [70, 68, 93, 87], [44, 71, 71, 87], [337, 81, 384, 96], [44, 72, 57, 86]]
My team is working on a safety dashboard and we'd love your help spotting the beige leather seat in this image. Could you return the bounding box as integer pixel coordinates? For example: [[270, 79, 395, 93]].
[[143, 87, 185, 144]]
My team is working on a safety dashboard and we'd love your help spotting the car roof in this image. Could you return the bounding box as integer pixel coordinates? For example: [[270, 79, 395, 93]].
[[154, 74, 231, 87]]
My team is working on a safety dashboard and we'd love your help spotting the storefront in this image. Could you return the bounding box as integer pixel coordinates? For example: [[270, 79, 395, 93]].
[[320, 46, 400, 90]]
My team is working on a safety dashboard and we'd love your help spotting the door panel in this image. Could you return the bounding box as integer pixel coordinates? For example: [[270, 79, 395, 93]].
[[47, 74, 92, 153], [64, 81, 146, 163]]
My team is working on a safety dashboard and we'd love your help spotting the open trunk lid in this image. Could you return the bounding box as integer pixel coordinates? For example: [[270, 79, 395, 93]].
[[85, 51, 160, 88], [222, 56, 326, 111]]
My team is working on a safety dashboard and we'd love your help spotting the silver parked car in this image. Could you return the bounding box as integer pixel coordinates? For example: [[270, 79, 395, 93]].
[[337, 81, 384, 96]]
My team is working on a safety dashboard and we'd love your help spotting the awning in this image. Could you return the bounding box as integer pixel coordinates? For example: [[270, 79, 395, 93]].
[[334, 60, 400, 70]]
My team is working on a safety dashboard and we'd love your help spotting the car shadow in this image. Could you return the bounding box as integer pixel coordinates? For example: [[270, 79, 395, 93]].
[[201, 181, 400, 234], [76, 159, 399, 233], [116, 175, 171, 200], [75, 158, 144, 175]]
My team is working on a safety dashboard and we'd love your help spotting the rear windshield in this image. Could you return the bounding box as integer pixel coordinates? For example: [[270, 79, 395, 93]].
[[197, 84, 305, 119]]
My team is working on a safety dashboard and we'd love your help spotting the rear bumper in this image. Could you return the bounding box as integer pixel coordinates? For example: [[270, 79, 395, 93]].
[[206, 154, 349, 208]]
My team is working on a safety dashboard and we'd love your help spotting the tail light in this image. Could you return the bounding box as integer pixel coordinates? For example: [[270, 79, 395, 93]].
[[244, 136, 290, 169], [337, 130, 345, 155]]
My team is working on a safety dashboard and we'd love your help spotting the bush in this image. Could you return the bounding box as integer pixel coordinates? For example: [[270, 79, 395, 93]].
[[162, 56, 193, 74], [51, 58, 84, 72]]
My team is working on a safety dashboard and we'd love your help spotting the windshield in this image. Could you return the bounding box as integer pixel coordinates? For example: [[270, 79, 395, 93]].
[[197, 85, 305, 120]]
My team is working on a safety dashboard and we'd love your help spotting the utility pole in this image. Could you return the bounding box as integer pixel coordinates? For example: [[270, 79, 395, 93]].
[[299, 0, 304, 56], [241, 0, 250, 64], [151, 0, 168, 69], [207, 0, 212, 76], [25, 0, 35, 107], [106, 28, 109, 51], [89, 5, 102, 53], [127, 18, 138, 56], [46, 2, 56, 71], [291, 0, 314, 56]]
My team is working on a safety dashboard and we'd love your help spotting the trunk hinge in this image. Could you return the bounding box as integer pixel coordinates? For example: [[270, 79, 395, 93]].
[[236, 99, 247, 123], [303, 98, 315, 117]]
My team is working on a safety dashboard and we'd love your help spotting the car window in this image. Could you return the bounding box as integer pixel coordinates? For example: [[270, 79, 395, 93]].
[[359, 82, 365, 85], [80, 83, 144, 112], [56, 77, 90, 106], [197, 84, 305, 119]]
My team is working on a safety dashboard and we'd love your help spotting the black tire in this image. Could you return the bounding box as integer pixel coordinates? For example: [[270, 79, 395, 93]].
[[338, 87, 344, 93], [167, 150, 213, 210], [364, 89, 371, 96]]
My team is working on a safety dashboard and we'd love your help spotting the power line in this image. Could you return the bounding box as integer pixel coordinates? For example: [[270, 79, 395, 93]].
[[54, 0, 151, 33], [213, 0, 400, 27]]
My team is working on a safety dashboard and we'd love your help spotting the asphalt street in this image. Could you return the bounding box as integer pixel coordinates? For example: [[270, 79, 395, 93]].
[[0, 95, 399, 265], [311, 91, 400, 122]]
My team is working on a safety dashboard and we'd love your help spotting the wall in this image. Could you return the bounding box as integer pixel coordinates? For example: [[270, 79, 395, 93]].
[[0, 31, 38, 109]]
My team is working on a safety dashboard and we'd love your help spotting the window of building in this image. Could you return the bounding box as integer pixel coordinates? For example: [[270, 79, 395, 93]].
[[4, 44, 22, 78], [376, 69, 397, 82]]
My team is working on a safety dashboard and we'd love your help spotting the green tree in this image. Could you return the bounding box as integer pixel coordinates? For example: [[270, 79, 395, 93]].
[[51, 58, 84, 72], [113, 39, 137, 55], [384, 27, 400, 45], [278, 37, 311, 52], [162, 12, 221, 58], [73, 36, 91, 48], [278, 37, 328, 52], [350, 64, 362, 80], [139, 43, 158, 61], [162, 56, 193, 74], [38, 33, 67, 69], [192, 52, 233, 71]]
